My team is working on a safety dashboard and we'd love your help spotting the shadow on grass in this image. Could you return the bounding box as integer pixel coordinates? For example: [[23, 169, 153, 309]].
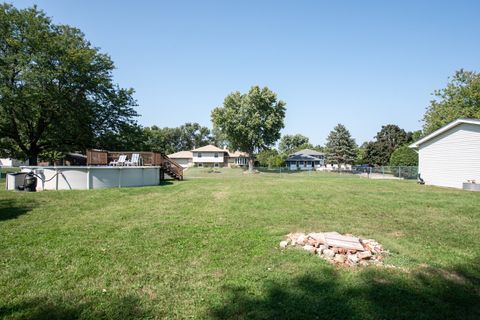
[[0, 294, 152, 319], [209, 260, 480, 320], [0, 199, 35, 221], [159, 180, 175, 186]]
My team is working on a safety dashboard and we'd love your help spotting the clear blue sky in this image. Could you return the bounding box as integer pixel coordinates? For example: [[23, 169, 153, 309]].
[[11, 0, 480, 145]]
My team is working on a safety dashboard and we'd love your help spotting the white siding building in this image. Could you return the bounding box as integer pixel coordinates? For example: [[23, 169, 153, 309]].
[[409, 118, 480, 189], [191, 145, 229, 167]]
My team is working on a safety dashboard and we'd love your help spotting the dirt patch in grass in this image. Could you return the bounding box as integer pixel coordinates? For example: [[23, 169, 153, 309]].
[[212, 191, 228, 200], [388, 230, 404, 237], [140, 286, 157, 300]]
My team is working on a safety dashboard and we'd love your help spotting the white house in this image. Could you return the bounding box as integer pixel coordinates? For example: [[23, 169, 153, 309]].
[[167, 151, 193, 168], [409, 118, 480, 189], [168, 146, 250, 168], [191, 145, 229, 167]]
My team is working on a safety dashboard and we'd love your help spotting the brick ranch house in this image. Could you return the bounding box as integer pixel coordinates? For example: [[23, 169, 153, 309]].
[[168, 145, 249, 168]]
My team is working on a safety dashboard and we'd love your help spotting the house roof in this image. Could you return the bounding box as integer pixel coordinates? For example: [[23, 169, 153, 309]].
[[229, 150, 249, 158], [409, 118, 480, 148], [191, 144, 227, 153], [291, 149, 325, 156], [168, 151, 193, 159], [286, 154, 319, 161]]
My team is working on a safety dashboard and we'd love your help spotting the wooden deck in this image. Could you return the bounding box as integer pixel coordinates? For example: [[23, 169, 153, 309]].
[[86, 149, 183, 180]]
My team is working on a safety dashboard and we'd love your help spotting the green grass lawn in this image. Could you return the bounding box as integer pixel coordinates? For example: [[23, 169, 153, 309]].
[[1, 169, 479, 319]]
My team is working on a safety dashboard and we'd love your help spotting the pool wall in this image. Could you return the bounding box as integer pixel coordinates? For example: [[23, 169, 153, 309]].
[[9, 166, 168, 190]]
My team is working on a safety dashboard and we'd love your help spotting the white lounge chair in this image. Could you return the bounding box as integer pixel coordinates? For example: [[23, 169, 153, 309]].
[[125, 153, 141, 166], [109, 154, 127, 166]]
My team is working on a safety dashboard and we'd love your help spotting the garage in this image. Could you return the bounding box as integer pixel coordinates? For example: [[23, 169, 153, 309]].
[[409, 118, 480, 189]]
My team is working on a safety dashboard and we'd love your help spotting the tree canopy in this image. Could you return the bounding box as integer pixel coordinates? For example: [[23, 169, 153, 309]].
[[278, 134, 311, 155], [256, 149, 285, 168], [363, 125, 410, 166], [0, 4, 138, 164], [325, 124, 357, 165], [423, 69, 480, 134], [211, 86, 286, 171], [143, 122, 212, 155], [95, 123, 147, 152]]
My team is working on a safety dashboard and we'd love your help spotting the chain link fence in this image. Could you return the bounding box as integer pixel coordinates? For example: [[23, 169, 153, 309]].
[[156, 165, 420, 180], [351, 166, 418, 179], [255, 166, 418, 179]]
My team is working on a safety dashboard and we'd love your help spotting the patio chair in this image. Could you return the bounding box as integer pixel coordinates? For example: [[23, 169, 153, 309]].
[[125, 153, 142, 166], [109, 154, 127, 166]]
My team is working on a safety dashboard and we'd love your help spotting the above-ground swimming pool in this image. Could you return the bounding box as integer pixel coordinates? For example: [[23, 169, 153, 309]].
[[7, 166, 169, 191]]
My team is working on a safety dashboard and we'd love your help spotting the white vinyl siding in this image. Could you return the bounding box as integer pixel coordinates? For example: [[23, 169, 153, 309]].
[[418, 123, 480, 189], [192, 152, 225, 163]]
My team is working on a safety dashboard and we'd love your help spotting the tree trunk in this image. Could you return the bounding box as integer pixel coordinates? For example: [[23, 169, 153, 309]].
[[248, 158, 254, 172], [28, 154, 38, 166], [27, 145, 39, 166]]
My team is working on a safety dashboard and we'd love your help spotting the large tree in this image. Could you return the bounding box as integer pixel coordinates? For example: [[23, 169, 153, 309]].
[[0, 4, 137, 164], [423, 69, 480, 134], [211, 126, 230, 150], [95, 123, 147, 151], [178, 122, 212, 150], [325, 124, 357, 165], [144, 126, 182, 154], [363, 125, 411, 166], [278, 134, 310, 155], [211, 86, 286, 171]]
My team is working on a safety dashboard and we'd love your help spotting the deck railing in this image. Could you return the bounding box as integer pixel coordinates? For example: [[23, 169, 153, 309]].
[[86, 149, 183, 179], [160, 154, 183, 179]]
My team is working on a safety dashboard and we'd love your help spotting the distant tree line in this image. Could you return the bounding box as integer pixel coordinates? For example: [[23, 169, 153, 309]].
[[2, 4, 479, 167], [95, 122, 214, 155]]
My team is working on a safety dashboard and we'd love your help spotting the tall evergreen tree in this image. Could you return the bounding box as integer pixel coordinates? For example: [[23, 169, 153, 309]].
[[325, 124, 357, 165]]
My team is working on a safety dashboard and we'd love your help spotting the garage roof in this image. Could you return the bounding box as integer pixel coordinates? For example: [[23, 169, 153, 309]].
[[167, 151, 192, 159], [409, 118, 480, 148]]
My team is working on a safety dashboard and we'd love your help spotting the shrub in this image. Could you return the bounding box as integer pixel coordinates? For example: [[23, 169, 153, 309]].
[[389, 146, 418, 166]]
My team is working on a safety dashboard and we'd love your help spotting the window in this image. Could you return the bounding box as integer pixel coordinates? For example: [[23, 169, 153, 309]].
[[214, 163, 219, 167], [214, 152, 218, 158], [198, 153, 202, 158], [198, 163, 203, 167]]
